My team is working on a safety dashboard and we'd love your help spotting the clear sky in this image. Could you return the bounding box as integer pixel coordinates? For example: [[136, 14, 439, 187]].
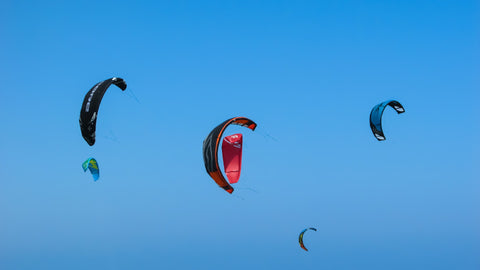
[[1, 1, 479, 269]]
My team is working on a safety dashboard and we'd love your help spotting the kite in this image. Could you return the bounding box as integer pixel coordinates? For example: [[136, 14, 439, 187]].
[[203, 117, 256, 193], [299, 227, 317, 251], [369, 100, 405, 141], [79, 77, 127, 146], [82, 158, 99, 181]]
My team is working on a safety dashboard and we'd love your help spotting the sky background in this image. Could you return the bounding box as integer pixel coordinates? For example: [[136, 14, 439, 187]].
[[1, 1, 479, 269]]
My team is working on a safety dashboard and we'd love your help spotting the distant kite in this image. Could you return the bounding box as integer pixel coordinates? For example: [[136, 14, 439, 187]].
[[203, 117, 256, 193], [369, 100, 405, 141], [79, 77, 127, 146], [299, 227, 317, 251], [82, 158, 99, 181]]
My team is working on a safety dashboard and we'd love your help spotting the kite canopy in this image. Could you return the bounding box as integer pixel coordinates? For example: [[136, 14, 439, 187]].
[[82, 158, 99, 181], [203, 117, 257, 194], [79, 77, 127, 146], [222, 133, 243, 184], [299, 227, 317, 251], [369, 100, 405, 141]]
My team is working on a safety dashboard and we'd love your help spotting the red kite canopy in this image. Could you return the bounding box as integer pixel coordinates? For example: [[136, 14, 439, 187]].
[[222, 134, 243, 184]]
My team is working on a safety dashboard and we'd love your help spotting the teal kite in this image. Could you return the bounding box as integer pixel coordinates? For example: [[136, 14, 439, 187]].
[[82, 158, 99, 181], [369, 100, 405, 141], [299, 227, 317, 251]]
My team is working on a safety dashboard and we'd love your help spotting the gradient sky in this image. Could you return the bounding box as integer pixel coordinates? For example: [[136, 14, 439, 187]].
[[1, 1, 479, 269]]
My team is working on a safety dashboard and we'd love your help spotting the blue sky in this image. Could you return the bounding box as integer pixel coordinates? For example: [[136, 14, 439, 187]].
[[0, 1, 479, 269]]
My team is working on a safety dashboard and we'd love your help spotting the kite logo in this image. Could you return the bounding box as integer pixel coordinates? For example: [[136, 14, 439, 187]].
[[85, 83, 101, 112]]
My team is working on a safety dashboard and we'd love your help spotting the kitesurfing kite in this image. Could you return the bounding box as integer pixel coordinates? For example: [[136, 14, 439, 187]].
[[299, 227, 317, 251], [82, 158, 99, 181], [369, 100, 405, 141], [79, 77, 127, 146], [203, 117, 256, 193]]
